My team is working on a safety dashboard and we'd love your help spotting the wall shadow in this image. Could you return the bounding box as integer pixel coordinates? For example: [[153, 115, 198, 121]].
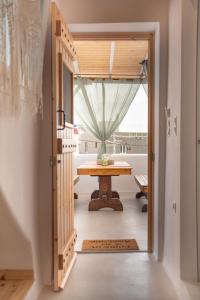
[[0, 189, 33, 270]]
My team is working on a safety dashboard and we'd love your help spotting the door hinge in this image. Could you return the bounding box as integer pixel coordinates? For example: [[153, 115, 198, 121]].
[[58, 254, 64, 270], [49, 155, 57, 167]]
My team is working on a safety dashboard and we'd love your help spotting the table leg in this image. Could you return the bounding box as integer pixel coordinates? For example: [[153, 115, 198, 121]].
[[91, 190, 119, 199], [112, 191, 120, 198], [89, 176, 123, 211], [91, 190, 100, 199], [136, 191, 146, 198]]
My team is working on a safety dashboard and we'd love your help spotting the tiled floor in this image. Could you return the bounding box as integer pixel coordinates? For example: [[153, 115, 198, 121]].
[[74, 194, 147, 251], [38, 195, 178, 300], [38, 253, 178, 300]]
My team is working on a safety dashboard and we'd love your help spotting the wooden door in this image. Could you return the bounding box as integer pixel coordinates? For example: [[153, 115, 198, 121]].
[[51, 3, 77, 291]]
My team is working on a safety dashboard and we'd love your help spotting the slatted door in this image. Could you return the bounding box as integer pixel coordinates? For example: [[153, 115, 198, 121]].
[[51, 2, 77, 291]]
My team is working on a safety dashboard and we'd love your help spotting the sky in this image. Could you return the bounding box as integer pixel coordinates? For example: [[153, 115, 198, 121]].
[[119, 84, 148, 133]]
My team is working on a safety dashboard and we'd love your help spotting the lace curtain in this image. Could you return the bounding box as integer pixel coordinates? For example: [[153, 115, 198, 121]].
[[0, 0, 43, 115]]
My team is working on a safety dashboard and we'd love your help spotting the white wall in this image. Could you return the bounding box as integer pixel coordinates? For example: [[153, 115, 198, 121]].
[[0, 112, 43, 300], [163, 0, 181, 284], [74, 154, 147, 196], [38, 0, 53, 286], [197, 0, 200, 281], [163, 0, 200, 299], [0, 1, 51, 299], [180, 0, 198, 282]]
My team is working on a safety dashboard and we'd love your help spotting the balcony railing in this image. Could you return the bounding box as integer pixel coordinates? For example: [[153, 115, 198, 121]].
[[76, 132, 148, 154]]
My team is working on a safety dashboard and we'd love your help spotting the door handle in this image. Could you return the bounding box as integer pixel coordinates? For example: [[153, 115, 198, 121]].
[[57, 110, 66, 130]]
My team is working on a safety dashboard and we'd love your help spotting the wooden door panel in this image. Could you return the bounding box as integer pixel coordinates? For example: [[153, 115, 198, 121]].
[[52, 2, 77, 291]]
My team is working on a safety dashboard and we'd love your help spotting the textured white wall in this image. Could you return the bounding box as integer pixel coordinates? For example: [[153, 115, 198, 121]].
[[163, 0, 200, 299]]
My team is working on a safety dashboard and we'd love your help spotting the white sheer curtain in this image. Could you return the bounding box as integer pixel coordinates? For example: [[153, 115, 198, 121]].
[[141, 60, 148, 95], [142, 78, 148, 95], [0, 0, 43, 115], [74, 77, 141, 158]]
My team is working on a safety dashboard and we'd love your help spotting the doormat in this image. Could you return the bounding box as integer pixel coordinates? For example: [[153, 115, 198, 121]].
[[82, 239, 139, 252]]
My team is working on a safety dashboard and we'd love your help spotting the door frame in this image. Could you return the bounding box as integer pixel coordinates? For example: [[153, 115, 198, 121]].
[[72, 32, 155, 252]]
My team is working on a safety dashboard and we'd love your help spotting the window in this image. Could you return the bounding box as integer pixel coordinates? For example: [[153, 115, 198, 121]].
[[119, 85, 147, 133], [74, 84, 148, 154]]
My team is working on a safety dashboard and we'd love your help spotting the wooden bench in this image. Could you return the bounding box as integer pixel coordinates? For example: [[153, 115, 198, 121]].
[[134, 175, 148, 212], [73, 175, 80, 185], [73, 175, 80, 199]]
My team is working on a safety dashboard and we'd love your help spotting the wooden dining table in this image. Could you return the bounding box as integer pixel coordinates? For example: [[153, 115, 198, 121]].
[[77, 161, 132, 211]]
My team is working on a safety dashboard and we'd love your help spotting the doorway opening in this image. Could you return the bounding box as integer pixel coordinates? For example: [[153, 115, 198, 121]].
[[72, 33, 154, 253], [51, 3, 154, 290]]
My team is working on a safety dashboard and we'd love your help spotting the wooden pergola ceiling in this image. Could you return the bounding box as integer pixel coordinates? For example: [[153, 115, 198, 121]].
[[73, 40, 148, 79]]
